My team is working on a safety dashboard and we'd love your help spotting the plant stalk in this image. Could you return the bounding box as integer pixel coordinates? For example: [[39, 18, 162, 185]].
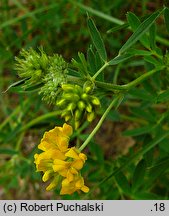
[[79, 95, 123, 151]]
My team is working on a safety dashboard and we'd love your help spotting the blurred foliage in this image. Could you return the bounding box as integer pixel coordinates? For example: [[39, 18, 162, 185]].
[[1, 0, 169, 200]]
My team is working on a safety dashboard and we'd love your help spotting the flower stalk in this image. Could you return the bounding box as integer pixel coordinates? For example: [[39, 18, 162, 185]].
[[79, 94, 123, 152], [68, 66, 165, 92]]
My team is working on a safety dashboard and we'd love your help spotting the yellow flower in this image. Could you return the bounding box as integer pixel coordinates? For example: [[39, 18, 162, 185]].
[[53, 147, 87, 182], [34, 148, 65, 183], [38, 123, 72, 152], [60, 175, 89, 195], [34, 123, 89, 194], [46, 175, 60, 191]]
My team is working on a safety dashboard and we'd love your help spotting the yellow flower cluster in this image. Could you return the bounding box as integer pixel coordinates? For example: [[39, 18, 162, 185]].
[[34, 123, 89, 195]]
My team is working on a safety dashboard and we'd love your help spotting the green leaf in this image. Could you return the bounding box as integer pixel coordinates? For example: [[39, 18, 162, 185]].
[[164, 7, 169, 34], [8, 176, 19, 189], [120, 10, 161, 54], [149, 24, 156, 49], [107, 23, 128, 34], [89, 141, 104, 164], [23, 83, 43, 92], [132, 159, 146, 192], [147, 157, 169, 185], [127, 12, 139, 29], [78, 52, 88, 76], [0, 148, 18, 155], [87, 17, 107, 62], [130, 107, 156, 123], [127, 49, 151, 56], [99, 130, 169, 186], [122, 125, 153, 137], [115, 171, 131, 195], [127, 12, 150, 48], [3, 78, 29, 93], [72, 53, 89, 78], [157, 89, 169, 103], [142, 79, 157, 97], [87, 46, 97, 75], [108, 54, 132, 65], [95, 51, 104, 81], [128, 87, 156, 102], [74, 1, 124, 25], [144, 55, 162, 66], [159, 138, 169, 153], [144, 146, 154, 167]]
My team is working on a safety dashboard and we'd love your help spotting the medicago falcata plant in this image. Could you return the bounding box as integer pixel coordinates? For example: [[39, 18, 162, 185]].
[[5, 5, 169, 199]]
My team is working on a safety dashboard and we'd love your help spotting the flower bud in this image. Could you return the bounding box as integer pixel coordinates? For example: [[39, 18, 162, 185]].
[[87, 112, 95, 122], [56, 84, 101, 127], [75, 120, 80, 129], [78, 101, 86, 110], [15, 48, 68, 104], [86, 103, 92, 113], [61, 110, 71, 118], [83, 81, 94, 93], [65, 115, 71, 121], [75, 109, 82, 120], [63, 93, 80, 101], [56, 99, 66, 107], [67, 103, 76, 111], [81, 93, 88, 100], [62, 84, 75, 91], [91, 97, 100, 106], [15, 48, 49, 86]]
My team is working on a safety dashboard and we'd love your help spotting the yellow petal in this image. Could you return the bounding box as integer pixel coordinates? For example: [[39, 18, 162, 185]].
[[60, 178, 75, 195], [63, 123, 73, 136], [61, 178, 69, 187], [53, 159, 70, 166], [65, 147, 79, 159], [53, 165, 66, 172], [81, 185, 89, 193], [38, 140, 54, 151], [49, 149, 66, 160], [46, 176, 59, 191], [53, 159, 70, 172], [42, 170, 53, 182], [75, 177, 84, 188], [72, 160, 84, 170], [67, 170, 74, 182], [70, 167, 78, 175], [60, 187, 75, 195], [79, 153, 87, 161]]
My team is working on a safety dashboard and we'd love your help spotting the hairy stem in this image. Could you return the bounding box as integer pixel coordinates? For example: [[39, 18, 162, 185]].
[[92, 62, 109, 80], [68, 66, 165, 92]]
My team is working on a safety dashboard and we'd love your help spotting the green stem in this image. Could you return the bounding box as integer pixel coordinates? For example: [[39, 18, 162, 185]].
[[68, 66, 164, 92], [122, 66, 165, 89], [71, 1, 124, 25], [113, 64, 121, 84], [92, 62, 109, 80], [79, 95, 123, 151]]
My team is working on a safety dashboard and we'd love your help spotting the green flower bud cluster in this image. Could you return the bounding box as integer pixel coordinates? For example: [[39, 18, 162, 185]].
[[15, 48, 68, 104], [56, 83, 101, 128], [15, 48, 49, 86], [39, 54, 68, 104]]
